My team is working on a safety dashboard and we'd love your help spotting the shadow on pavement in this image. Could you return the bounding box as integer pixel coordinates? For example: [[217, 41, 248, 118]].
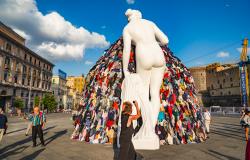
[[19, 148, 46, 160], [211, 130, 244, 141], [44, 125, 57, 132], [0, 145, 29, 159], [45, 129, 67, 145], [204, 149, 241, 160], [0, 132, 49, 154], [7, 128, 26, 135]]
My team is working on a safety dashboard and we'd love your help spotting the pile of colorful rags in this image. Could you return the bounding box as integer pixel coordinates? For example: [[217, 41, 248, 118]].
[[71, 38, 207, 145]]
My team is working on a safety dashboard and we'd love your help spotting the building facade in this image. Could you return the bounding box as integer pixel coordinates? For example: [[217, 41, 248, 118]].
[[0, 22, 54, 112], [66, 75, 85, 93], [51, 74, 67, 110], [66, 75, 85, 110], [190, 63, 250, 107], [189, 66, 209, 106], [206, 63, 244, 107]]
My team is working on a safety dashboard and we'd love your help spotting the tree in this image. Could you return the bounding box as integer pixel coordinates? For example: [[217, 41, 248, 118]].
[[42, 93, 57, 112], [34, 96, 40, 107], [14, 97, 24, 117], [14, 97, 24, 109]]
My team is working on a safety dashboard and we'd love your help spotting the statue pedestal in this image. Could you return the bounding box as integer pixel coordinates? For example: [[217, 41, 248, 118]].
[[132, 135, 160, 150]]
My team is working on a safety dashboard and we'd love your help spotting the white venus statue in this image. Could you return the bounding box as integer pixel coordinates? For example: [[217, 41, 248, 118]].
[[119, 9, 169, 150]]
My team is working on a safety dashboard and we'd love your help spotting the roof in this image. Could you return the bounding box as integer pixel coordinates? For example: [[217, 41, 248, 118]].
[[0, 21, 54, 66]]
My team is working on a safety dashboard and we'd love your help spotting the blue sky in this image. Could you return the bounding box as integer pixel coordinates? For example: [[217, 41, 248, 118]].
[[1, 0, 249, 76]]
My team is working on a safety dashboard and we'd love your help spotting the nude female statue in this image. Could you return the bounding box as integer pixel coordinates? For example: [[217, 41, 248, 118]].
[[122, 9, 169, 150]]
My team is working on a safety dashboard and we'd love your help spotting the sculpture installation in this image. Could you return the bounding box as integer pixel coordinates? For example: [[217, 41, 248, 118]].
[[71, 9, 206, 150], [121, 9, 169, 150]]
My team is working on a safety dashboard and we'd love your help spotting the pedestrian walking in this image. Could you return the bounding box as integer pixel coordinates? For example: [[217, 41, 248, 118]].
[[29, 106, 46, 147], [242, 110, 250, 141], [0, 107, 8, 143], [204, 109, 211, 135], [25, 111, 33, 136]]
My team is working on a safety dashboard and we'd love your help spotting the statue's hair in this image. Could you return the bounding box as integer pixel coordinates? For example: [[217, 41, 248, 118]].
[[125, 9, 142, 19]]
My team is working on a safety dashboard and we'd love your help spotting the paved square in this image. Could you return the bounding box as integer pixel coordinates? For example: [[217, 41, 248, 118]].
[[0, 113, 245, 160]]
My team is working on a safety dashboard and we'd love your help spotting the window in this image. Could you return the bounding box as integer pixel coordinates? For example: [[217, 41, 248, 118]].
[[223, 79, 225, 83], [220, 92, 223, 95], [220, 84, 222, 89], [6, 43, 11, 52], [14, 75, 18, 83], [230, 78, 233, 82], [211, 92, 214, 95], [4, 71, 8, 81], [231, 83, 233, 87], [5, 57, 10, 64], [27, 78, 30, 86], [24, 54, 27, 60], [26, 93, 29, 97], [30, 56, 32, 63], [13, 89, 16, 96], [217, 80, 220, 84], [21, 92, 24, 97], [22, 78, 25, 85], [228, 91, 231, 95], [211, 84, 214, 90], [35, 59, 36, 65]]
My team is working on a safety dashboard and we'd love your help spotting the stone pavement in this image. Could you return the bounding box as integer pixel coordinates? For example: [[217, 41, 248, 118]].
[[0, 113, 246, 160]]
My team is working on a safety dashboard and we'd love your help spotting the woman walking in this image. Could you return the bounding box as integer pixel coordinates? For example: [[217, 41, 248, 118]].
[[118, 101, 141, 160]]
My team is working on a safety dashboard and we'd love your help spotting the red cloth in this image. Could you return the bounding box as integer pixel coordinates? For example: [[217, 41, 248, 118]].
[[113, 102, 119, 110], [170, 94, 176, 105], [106, 120, 114, 129], [164, 72, 169, 79], [108, 62, 114, 70], [167, 105, 173, 118], [164, 89, 169, 97], [246, 140, 250, 160], [129, 52, 134, 63]]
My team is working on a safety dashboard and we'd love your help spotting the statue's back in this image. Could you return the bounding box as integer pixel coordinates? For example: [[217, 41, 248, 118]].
[[125, 19, 157, 44]]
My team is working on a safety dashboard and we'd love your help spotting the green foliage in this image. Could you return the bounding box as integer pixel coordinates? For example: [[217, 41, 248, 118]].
[[14, 98, 24, 109], [34, 96, 40, 107], [42, 93, 57, 112]]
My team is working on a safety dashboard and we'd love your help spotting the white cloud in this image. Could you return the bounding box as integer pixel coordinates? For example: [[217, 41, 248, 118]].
[[84, 60, 93, 65], [126, 0, 135, 4], [13, 28, 31, 41], [237, 47, 250, 55], [217, 51, 230, 58], [0, 0, 110, 61]]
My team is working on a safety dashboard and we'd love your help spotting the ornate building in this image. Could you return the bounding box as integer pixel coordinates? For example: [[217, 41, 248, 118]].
[[66, 75, 85, 109], [190, 63, 250, 107], [0, 21, 54, 112]]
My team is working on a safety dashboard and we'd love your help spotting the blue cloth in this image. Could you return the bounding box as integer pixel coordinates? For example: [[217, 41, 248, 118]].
[[158, 112, 165, 122], [29, 112, 46, 126], [0, 114, 7, 129]]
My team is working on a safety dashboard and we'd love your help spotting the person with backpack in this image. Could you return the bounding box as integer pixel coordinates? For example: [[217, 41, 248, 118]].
[[242, 110, 250, 141], [29, 106, 46, 147], [0, 108, 8, 143]]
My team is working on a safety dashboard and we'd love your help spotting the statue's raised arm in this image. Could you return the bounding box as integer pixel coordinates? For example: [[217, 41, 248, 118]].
[[152, 22, 169, 46]]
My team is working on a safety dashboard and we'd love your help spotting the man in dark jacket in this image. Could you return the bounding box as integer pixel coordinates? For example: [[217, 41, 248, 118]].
[[0, 107, 8, 143]]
